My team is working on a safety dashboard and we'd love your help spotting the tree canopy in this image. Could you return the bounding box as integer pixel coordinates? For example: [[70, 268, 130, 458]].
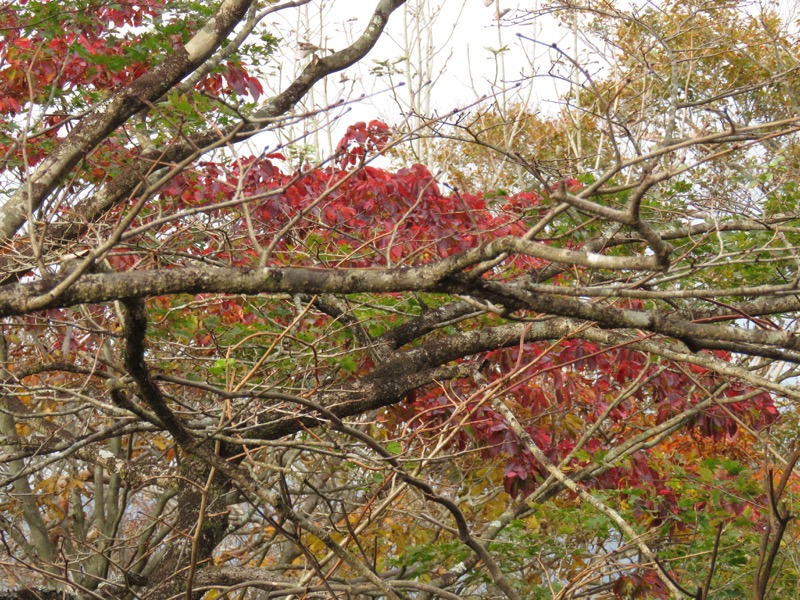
[[2, 0, 800, 598]]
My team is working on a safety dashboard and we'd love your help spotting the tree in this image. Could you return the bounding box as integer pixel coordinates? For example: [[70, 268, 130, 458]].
[[1, 0, 800, 598]]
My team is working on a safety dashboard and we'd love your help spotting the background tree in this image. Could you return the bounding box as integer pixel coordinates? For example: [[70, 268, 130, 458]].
[[2, 0, 800, 599]]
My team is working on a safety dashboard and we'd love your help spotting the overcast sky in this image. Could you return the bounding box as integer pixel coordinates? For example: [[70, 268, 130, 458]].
[[257, 1, 574, 156]]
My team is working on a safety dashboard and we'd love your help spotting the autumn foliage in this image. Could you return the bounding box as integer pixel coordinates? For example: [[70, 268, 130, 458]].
[[2, 1, 800, 599]]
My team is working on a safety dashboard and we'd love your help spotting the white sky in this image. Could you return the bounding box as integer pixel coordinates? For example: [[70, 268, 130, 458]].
[[257, 0, 575, 157]]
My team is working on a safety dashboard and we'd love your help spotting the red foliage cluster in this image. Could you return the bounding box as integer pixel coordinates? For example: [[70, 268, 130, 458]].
[[0, 3, 164, 114], [0, 1, 262, 119], [155, 146, 542, 269], [405, 338, 777, 503], [336, 120, 393, 168], [199, 60, 264, 101], [614, 570, 667, 599]]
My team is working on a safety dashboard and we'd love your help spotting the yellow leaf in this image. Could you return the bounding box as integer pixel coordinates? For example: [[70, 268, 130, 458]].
[[562, 413, 584, 435], [524, 514, 540, 533]]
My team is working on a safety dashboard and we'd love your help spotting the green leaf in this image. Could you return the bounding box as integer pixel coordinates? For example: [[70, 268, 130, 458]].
[[386, 441, 402, 455], [210, 358, 235, 377]]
